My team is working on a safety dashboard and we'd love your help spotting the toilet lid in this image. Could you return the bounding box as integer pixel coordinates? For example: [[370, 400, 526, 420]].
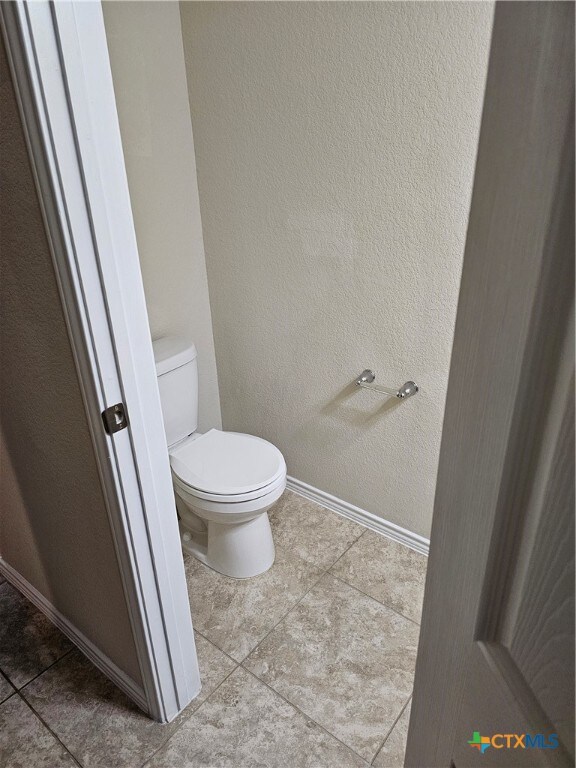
[[169, 429, 286, 496]]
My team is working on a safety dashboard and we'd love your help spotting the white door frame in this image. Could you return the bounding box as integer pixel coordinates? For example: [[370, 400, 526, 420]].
[[0, 0, 200, 722]]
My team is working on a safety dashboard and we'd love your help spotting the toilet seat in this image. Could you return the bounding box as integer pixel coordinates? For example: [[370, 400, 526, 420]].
[[174, 473, 286, 525], [169, 429, 286, 502], [173, 470, 286, 504]]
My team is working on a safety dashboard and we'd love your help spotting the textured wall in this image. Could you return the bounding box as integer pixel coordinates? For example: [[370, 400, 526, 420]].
[[181, 2, 494, 537], [103, 1, 221, 433], [0, 36, 142, 684]]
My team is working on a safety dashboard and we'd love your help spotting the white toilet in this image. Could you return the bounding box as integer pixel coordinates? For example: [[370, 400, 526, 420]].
[[153, 336, 286, 579]]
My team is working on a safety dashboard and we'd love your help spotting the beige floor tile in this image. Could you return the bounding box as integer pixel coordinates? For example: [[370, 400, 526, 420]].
[[373, 700, 411, 768], [185, 545, 324, 662], [21, 634, 236, 768], [0, 695, 77, 768], [0, 673, 15, 705], [244, 574, 419, 762], [146, 666, 367, 768], [270, 491, 365, 569], [331, 532, 427, 623], [0, 582, 72, 688]]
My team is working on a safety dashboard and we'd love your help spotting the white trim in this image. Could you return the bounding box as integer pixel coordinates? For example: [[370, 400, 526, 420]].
[[0, 1, 200, 722], [0, 560, 147, 711], [286, 477, 430, 556]]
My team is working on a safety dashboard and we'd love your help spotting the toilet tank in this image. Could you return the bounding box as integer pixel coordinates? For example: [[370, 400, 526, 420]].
[[152, 337, 198, 447]]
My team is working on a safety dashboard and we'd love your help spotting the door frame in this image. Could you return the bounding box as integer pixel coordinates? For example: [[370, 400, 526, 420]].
[[0, 0, 199, 722]]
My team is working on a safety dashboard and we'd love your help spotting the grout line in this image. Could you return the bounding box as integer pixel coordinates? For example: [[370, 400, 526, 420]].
[[232, 506, 416, 764], [233, 529, 369, 664], [0, 668, 18, 701], [193, 628, 238, 666], [322, 527, 368, 574], [17, 690, 84, 767], [188, 527, 366, 666], [241, 666, 371, 766], [274, 490, 368, 548], [159, 496, 411, 766], [188, 498, 372, 666], [17, 647, 75, 693], [238, 518, 372, 655], [237, 571, 324, 662], [138, 646, 240, 768], [328, 574, 423, 628], [370, 695, 412, 766], [0, 690, 17, 706], [197, 561, 326, 665], [16, 643, 226, 768], [323, 516, 425, 628]]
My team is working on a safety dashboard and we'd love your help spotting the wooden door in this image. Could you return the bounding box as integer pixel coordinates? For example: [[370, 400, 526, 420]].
[[406, 3, 574, 766]]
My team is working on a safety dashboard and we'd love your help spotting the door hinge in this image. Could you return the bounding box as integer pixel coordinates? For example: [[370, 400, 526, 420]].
[[102, 403, 129, 435]]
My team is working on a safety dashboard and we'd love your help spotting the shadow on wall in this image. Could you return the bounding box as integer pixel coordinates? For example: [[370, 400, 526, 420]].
[[322, 381, 403, 424], [290, 379, 404, 459]]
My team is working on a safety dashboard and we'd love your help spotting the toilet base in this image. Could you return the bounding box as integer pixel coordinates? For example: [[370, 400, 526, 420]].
[[180, 512, 275, 579]]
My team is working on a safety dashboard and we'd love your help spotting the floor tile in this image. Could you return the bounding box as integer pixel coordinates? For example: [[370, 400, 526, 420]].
[[0, 694, 77, 768], [269, 491, 365, 569], [244, 574, 419, 761], [194, 632, 238, 699], [373, 700, 411, 767], [146, 666, 367, 768], [0, 582, 73, 688], [22, 634, 236, 768], [185, 545, 323, 662], [0, 672, 15, 704], [331, 532, 427, 623]]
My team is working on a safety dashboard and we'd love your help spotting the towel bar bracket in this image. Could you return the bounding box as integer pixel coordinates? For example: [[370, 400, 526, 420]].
[[355, 369, 418, 400]]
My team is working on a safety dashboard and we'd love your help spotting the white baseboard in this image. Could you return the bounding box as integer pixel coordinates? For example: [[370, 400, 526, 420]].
[[286, 476, 429, 556], [0, 558, 148, 712]]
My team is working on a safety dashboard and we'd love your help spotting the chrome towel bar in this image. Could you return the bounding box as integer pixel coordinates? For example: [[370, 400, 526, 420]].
[[355, 369, 418, 400]]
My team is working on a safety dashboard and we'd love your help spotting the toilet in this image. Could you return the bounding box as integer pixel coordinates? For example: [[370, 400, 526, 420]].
[[153, 336, 286, 579]]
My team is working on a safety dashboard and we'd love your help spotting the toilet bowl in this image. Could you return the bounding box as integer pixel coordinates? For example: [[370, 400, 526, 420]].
[[171, 428, 286, 578], [153, 337, 286, 578]]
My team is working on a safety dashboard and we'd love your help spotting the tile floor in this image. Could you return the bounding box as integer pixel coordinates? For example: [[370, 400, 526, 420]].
[[0, 490, 427, 768]]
